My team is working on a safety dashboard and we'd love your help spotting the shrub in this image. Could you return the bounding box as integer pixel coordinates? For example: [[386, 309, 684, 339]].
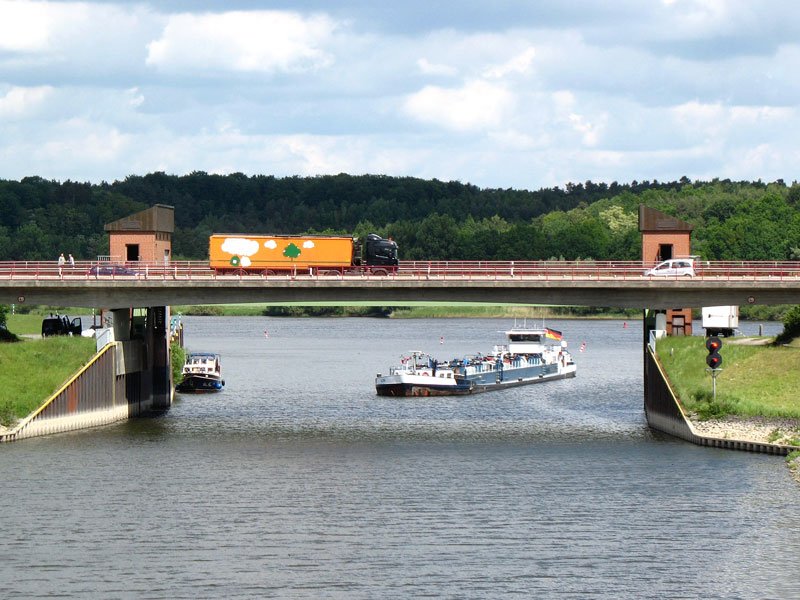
[[184, 305, 224, 316], [775, 305, 800, 344], [170, 342, 186, 384], [692, 388, 737, 420]]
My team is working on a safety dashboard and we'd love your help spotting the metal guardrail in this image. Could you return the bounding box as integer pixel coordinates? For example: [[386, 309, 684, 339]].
[[1, 259, 800, 281]]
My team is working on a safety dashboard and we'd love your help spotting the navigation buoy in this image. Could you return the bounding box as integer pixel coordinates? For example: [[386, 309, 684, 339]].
[[440, 336, 444, 344], [580, 341, 586, 352]]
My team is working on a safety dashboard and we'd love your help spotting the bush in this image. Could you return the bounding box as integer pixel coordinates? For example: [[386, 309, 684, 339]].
[[170, 342, 186, 384], [0, 400, 15, 427], [775, 305, 800, 344], [692, 388, 737, 420], [184, 305, 224, 316]]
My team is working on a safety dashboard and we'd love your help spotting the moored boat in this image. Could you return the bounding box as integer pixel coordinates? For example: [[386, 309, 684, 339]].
[[176, 352, 225, 393], [375, 325, 576, 397]]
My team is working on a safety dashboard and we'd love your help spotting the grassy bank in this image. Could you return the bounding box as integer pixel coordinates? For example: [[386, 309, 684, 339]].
[[656, 335, 800, 419], [172, 302, 640, 319], [0, 337, 97, 426]]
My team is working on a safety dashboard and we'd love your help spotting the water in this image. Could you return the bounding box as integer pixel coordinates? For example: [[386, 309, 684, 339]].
[[1, 318, 797, 599]]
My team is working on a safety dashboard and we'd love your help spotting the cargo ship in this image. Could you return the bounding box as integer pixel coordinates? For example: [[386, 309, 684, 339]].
[[375, 325, 576, 397]]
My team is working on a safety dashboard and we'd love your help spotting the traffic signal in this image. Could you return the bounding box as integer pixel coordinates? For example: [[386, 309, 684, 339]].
[[706, 336, 723, 369]]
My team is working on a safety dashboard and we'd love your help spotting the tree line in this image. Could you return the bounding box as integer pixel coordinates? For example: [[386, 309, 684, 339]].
[[0, 173, 798, 263]]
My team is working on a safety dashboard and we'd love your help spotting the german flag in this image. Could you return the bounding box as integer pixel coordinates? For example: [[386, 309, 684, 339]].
[[545, 328, 562, 341]]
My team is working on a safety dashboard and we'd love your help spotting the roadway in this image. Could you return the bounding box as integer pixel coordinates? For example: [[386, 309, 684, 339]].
[[2, 260, 799, 309]]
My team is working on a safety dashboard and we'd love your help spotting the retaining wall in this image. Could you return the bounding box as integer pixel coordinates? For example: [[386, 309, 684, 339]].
[[644, 344, 796, 456], [1, 341, 158, 442]]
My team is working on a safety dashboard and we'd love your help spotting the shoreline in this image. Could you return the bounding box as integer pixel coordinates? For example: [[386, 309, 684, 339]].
[[688, 415, 800, 445]]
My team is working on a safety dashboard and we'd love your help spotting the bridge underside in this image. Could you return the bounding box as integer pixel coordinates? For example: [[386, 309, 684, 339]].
[[3, 278, 799, 310]]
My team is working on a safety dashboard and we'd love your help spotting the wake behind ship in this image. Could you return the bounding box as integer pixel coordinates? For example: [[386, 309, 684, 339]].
[[375, 325, 576, 397]]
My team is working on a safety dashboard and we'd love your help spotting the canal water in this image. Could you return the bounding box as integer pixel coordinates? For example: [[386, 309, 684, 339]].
[[1, 317, 797, 599]]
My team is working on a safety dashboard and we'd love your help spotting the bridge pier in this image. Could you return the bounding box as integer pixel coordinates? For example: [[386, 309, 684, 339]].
[[1, 305, 173, 441], [95, 305, 172, 414]]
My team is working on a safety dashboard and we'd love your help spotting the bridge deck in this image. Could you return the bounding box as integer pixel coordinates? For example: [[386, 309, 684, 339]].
[[2, 260, 799, 309]]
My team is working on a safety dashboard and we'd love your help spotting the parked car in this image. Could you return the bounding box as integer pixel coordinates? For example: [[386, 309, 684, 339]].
[[644, 258, 695, 277], [88, 265, 138, 276], [41, 315, 82, 337]]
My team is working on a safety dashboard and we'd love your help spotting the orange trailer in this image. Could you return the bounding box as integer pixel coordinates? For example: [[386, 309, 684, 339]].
[[209, 233, 357, 273]]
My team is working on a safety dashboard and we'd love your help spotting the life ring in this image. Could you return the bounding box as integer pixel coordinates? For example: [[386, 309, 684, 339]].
[[421, 372, 429, 376]]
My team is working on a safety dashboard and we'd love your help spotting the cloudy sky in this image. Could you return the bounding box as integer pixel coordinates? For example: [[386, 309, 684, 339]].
[[1, 0, 799, 190]]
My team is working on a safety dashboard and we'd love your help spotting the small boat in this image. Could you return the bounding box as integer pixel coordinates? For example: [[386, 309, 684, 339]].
[[375, 325, 576, 397], [176, 352, 225, 393]]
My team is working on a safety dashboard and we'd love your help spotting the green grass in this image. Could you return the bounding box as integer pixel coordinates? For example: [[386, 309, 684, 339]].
[[6, 313, 50, 336], [656, 336, 800, 419], [172, 302, 640, 319], [6, 309, 98, 336], [0, 337, 97, 426]]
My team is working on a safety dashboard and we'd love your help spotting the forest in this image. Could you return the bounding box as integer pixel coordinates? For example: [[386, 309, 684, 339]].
[[0, 172, 799, 264]]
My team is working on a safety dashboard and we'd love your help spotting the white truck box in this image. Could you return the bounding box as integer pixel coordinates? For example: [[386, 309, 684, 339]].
[[702, 306, 739, 337]]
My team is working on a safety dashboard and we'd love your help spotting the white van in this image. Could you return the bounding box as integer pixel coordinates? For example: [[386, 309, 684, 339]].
[[645, 258, 695, 277]]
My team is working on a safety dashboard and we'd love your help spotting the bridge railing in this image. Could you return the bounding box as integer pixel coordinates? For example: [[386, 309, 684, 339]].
[[2, 259, 800, 280]]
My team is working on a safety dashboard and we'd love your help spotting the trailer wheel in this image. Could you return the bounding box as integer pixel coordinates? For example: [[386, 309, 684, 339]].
[[372, 268, 389, 277], [261, 269, 276, 276]]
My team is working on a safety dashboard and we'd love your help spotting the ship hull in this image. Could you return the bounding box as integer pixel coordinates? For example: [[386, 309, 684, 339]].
[[376, 364, 576, 397]]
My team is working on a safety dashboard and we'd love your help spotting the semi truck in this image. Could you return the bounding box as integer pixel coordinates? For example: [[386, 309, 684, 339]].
[[701, 306, 738, 337], [208, 233, 398, 275]]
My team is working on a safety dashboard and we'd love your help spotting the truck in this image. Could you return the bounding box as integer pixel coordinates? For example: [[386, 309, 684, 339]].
[[701, 306, 738, 337], [208, 233, 398, 275], [41, 315, 82, 337]]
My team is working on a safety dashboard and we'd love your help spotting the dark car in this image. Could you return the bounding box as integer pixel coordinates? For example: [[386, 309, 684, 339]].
[[88, 265, 138, 276], [41, 315, 82, 337]]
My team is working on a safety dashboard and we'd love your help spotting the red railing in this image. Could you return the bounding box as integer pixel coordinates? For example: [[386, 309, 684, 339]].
[[1, 259, 800, 281]]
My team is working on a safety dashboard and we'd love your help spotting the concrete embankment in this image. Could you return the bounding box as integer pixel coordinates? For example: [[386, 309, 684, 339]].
[[1, 339, 169, 443], [644, 344, 799, 456]]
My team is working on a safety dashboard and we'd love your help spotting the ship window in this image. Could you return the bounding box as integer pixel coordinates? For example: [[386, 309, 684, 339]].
[[509, 334, 541, 342]]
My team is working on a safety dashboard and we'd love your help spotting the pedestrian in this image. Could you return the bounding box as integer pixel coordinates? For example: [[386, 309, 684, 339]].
[[57, 253, 65, 275], [68, 254, 75, 268]]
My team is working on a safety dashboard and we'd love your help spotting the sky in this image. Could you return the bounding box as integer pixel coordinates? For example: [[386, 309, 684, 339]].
[[1, 0, 799, 191]]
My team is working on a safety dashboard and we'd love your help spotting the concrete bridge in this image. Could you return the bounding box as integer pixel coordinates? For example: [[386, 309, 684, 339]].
[[2, 259, 799, 309], [3, 258, 798, 447]]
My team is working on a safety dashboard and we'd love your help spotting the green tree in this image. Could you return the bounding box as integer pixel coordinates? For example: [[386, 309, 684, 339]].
[[283, 242, 301, 259]]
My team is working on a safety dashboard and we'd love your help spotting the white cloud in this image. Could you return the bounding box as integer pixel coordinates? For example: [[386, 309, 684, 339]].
[[416, 58, 458, 77], [126, 87, 145, 109], [302, 241, 315, 248], [146, 11, 338, 73], [0, 86, 53, 118], [0, 0, 53, 52], [567, 112, 607, 147], [264, 240, 277, 249], [221, 237, 260, 257], [403, 80, 515, 132], [483, 47, 536, 79], [1, 2, 800, 190]]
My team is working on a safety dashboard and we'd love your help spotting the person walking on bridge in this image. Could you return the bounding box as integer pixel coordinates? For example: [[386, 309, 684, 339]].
[[57, 253, 65, 275]]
